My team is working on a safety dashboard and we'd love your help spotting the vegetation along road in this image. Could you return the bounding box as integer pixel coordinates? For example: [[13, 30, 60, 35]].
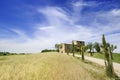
[[74, 54, 120, 76]]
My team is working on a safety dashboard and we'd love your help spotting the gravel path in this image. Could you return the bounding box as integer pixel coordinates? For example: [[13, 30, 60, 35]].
[[74, 54, 120, 76]]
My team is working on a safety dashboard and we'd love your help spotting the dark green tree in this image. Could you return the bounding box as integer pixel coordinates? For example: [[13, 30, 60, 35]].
[[102, 34, 115, 77], [55, 44, 60, 52], [94, 42, 101, 53], [110, 44, 117, 53], [86, 42, 93, 56], [105, 43, 117, 59]]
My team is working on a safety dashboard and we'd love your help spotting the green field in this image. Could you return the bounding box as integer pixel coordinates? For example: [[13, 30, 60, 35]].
[[0, 52, 112, 80], [89, 53, 120, 63]]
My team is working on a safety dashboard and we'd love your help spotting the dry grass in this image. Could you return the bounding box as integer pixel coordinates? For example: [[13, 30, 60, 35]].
[[0, 52, 111, 80]]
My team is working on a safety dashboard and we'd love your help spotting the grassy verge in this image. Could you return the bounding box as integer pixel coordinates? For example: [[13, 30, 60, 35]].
[[85, 52, 120, 63], [0, 52, 112, 80]]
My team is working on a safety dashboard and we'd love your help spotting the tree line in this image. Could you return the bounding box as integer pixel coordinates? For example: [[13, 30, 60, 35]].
[[55, 34, 118, 78], [55, 42, 117, 56], [86, 42, 117, 56], [41, 49, 57, 53], [0, 52, 29, 56]]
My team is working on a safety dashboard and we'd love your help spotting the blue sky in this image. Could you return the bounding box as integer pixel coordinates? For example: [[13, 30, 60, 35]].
[[0, 0, 120, 53]]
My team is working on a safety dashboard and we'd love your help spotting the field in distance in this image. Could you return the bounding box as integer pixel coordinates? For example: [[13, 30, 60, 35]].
[[0, 52, 112, 80]]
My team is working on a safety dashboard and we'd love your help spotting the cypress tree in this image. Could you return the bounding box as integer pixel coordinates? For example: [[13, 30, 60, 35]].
[[102, 34, 115, 77]]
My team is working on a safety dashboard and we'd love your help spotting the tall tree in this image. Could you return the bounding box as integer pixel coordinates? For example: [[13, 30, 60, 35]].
[[72, 42, 75, 57], [86, 42, 93, 56], [106, 43, 117, 59], [110, 44, 117, 53], [94, 42, 101, 53], [80, 46, 86, 61], [102, 34, 115, 77], [55, 44, 60, 52]]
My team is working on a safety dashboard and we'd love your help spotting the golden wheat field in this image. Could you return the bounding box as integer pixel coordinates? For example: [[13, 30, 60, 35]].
[[0, 52, 112, 80]]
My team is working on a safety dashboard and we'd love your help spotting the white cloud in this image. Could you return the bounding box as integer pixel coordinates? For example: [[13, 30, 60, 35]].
[[72, 1, 96, 7], [0, 6, 93, 53], [71, 1, 97, 24], [11, 29, 28, 38], [0, 2, 120, 53], [37, 7, 72, 25], [72, 1, 88, 7], [39, 26, 55, 30], [111, 9, 120, 16]]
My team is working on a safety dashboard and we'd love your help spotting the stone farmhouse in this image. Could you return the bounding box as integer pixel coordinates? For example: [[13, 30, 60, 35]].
[[59, 40, 85, 53]]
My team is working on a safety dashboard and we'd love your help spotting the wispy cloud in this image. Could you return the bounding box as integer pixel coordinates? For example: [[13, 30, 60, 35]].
[[37, 7, 72, 26], [72, 1, 88, 7], [0, 0, 120, 53], [39, 26, 55, 30], [110, 9, 120, 16], [72, 1, 96, 7]]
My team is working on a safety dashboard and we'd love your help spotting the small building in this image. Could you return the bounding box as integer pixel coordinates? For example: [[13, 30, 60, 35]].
[[59, 43, 71, 53], [72, 40, 85, 47], [58, 40, 85, 53]]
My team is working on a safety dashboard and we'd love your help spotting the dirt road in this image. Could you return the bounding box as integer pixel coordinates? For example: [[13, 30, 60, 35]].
[[74, 54, 120, 76]]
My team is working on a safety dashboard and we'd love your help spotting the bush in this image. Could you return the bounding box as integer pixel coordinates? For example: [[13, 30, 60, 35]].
[[0, 52, 27, 56], [41, 49, 56, 53], [0, 52, 10, 56]]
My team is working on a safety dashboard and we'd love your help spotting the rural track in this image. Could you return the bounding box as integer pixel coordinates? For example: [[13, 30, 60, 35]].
[[69, 54, 120, 76]]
